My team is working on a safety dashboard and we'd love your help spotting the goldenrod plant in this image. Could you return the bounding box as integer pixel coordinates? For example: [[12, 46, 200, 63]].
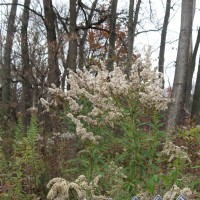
[[44, 51, 195, 199]]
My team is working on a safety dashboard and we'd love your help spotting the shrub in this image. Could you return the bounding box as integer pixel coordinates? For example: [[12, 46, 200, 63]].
[[0, 110, 45, 199], [43, 50, 175, 199], [43, 50, 195, 199]]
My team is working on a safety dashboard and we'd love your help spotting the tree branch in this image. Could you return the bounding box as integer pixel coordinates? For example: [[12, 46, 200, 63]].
[[0, 3, 45, 21], [135, 27, 162, 36]]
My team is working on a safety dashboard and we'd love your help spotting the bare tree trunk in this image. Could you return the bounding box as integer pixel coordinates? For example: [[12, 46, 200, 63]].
[[165, 0, 194, 133], [2, 0, 18, 117], [43, 0, 60, 87], [125, 0, 141, 75], [21, 0, 32, 129], [191, 55, 200, 123], [184, 7, 199, 113], [107, 0, 118, 71], [62, 0, 77, 90], [184, 0, 200, 112], [0, 18, 3, 102], [131, 0, 141, 47], [158, 0, 171, 80], [78, 0, 98, 69], [177, 0, 195, 121], [127, 0, 134, 67]]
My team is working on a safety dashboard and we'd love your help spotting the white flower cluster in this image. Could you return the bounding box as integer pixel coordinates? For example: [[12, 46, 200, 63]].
[[40, 84, 71, 112], [37, 132, 75, 148], [103, 161, 127, 198], [47, 175, 107, 200], [67, 113, 101, 144], [161, 141, 191, 163], [163, 184, 192, 200], [107, 161, 127, 179], [41, 51, 170, 144], [67, 66, 125, 121], [138, 71, 168, 110]]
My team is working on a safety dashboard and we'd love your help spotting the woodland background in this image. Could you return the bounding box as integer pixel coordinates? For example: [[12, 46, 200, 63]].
[[0, 0, 199, 199]]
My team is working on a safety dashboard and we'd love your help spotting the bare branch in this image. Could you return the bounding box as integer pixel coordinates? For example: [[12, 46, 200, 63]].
[[135, 27, 162, 36], [0, 3, 45, 21]]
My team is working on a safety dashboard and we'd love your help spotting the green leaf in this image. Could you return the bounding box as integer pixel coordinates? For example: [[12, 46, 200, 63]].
[[160, 174, 171, 186], [147, 175, 159, 195], [148, 179, 155, 194]]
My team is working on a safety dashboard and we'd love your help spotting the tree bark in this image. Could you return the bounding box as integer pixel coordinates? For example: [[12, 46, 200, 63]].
[[127, 0, 134, 67], [2, 0, 18, 117], [107, 0, 118, 71], [131, 0, 141, 50], [191, 55, 200, 123], [158, 0, 171, 80], [62, 0, 78, 90], [125, 0, 141, 75], [184, 12, 199, 113], [43, 0, 60, 87], [165, 0, 194, 133], [21, 0, 32, 128]]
